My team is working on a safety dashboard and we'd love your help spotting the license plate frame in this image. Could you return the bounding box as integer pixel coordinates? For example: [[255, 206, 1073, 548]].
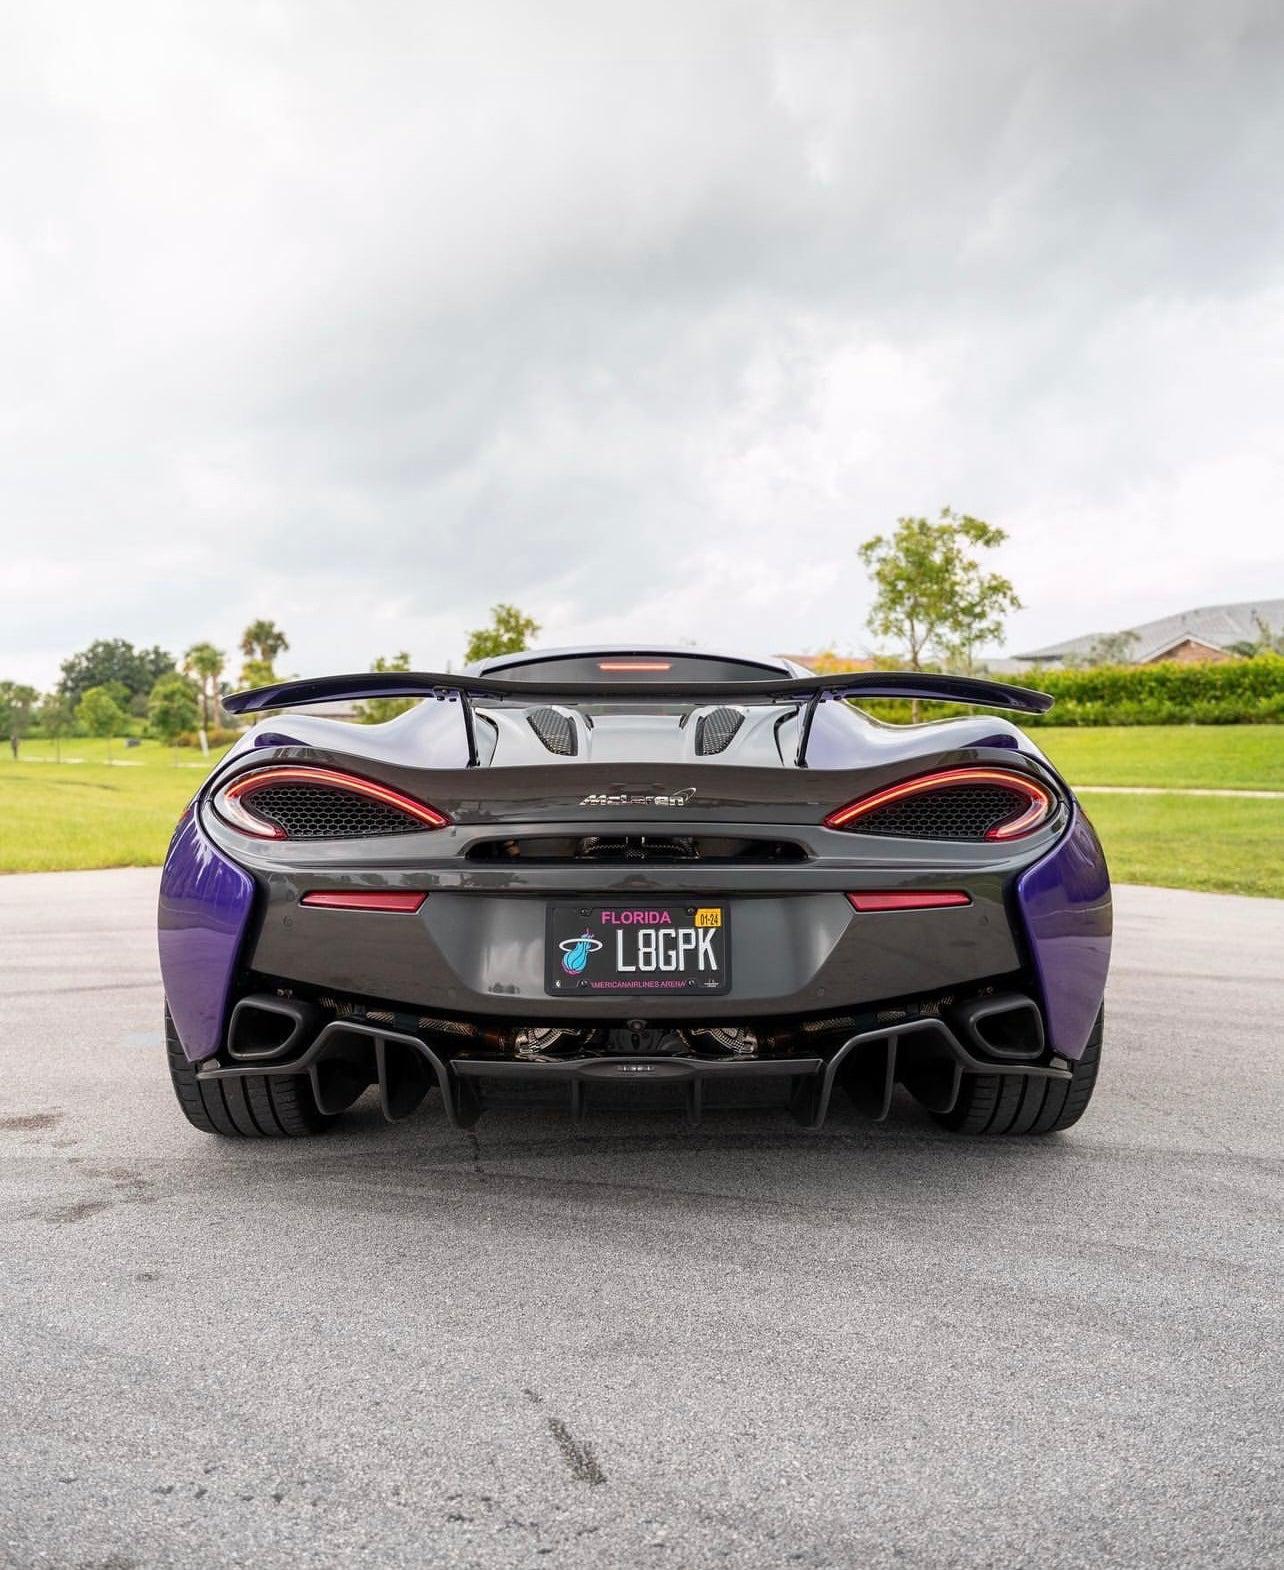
[[544, 902, 731, 997]]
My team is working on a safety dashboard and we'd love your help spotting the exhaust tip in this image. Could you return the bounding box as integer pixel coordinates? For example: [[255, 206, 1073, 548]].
[[227, 996, 318, 1062], [954, 995, 1045, 1062]]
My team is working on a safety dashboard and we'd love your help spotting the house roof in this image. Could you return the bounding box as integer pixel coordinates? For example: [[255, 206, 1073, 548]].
[[1014, 599, 1284, 664]]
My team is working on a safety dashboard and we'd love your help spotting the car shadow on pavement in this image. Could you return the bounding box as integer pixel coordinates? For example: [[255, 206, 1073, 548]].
[[180, 1082, 1084, 1232]]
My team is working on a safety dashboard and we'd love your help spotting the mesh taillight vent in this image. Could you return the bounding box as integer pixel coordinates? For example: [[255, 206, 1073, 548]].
[[851, 784, 1030, 840], [244, 784, 426, 839], [527, 707, 577, 756], [695, 707, 744, 755]]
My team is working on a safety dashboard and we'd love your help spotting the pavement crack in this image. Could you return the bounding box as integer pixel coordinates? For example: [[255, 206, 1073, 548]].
[[546, 1416, 606, 1486], [465, 1131, 487, 1178], [523, 1386, 605, 1485], [3, 980, 157, 999], [30, 1198, 111, 1225], [0, 1110, 62, 1132]]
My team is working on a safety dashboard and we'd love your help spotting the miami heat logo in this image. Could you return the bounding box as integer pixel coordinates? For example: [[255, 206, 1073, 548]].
[[559, 930, 604, 975]]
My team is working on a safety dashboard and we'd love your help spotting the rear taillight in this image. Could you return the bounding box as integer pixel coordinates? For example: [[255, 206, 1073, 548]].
[[212, 766, 450, 841], [825, 767, 1053, 842]]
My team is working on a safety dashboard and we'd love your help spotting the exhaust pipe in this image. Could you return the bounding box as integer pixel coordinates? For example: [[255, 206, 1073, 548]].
[[227, 996, 320, 1062], [952, 994, 1045, 1062]]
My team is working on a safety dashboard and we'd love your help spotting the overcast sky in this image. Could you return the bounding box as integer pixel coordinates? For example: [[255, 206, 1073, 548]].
[[3, 0, 1282, 687]]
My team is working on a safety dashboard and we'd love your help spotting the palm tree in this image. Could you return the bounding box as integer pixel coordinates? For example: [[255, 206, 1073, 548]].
[[182, 642, 225, 732], [239, 620, 289, 686], [240, 620, 289, 663]]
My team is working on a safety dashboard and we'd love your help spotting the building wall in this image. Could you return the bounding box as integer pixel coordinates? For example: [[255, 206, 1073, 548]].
[[1142, 639, 1232, 665]]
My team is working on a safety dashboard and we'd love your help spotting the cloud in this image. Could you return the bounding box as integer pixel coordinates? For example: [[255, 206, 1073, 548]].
[[1, 0, 1281, 685]]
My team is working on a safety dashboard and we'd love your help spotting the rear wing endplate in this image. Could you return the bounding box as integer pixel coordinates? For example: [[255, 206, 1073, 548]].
[[222, 669, 1053, 768]]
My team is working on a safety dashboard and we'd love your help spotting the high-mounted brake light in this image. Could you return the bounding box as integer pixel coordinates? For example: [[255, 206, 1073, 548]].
[[598, 660, 673, 672], [825, 767, 1053, 841], [847, 891, 971, 912], [213, 765, 450, 840], [300, 891, 427, 912]]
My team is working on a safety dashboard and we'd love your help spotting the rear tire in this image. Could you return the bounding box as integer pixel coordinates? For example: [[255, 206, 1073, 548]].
[[165, 1006, 335, 1138], [933, 1006, 1103, 1136]]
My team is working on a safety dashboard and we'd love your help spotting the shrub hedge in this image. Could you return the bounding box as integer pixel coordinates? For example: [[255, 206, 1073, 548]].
[[860, 655, 1284, 726], [171, 726, 242, 748]]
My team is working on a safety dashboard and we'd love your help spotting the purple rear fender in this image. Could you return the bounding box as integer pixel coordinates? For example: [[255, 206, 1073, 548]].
[[1015, 807, 1112, 1060], [157, 812, 256, 1063]]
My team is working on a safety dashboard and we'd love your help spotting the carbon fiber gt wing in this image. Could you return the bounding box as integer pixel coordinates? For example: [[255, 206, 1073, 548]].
[[222, 669, 1053, 768]]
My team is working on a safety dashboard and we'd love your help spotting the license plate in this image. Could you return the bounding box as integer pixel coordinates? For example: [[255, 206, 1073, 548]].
[[545, 903, 731, 996]]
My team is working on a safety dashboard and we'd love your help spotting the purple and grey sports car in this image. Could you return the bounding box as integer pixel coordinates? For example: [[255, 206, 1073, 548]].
[[158, 647, 1111, 1137]]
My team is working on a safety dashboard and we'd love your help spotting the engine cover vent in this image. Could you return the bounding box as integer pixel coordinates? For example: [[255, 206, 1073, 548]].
[[694, 706, 744, 755], [527, 706, 577, 756]]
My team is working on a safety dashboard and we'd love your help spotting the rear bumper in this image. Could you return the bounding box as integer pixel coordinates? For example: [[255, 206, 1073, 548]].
[[247, 881, 1022, 1022], [160, 808, 1110, 1066]]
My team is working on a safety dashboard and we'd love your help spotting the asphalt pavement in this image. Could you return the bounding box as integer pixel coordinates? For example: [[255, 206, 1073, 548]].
[[0, 869, 1280, 1570]]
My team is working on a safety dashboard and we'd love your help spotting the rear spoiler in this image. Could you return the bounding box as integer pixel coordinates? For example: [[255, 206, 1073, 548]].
[[222, 669, 1053, 768]]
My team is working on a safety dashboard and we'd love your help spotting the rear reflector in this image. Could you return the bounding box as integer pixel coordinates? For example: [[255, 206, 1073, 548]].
[[846, 891, 971, 912], [300, 891, 427, 913]]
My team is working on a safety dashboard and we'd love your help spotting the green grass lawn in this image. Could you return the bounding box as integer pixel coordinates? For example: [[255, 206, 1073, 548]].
[[1030, 724, 1283, 791], [1080, 793, 1283, 899], [1031, 726, 1283, 897], [0, 738, 225, 873], [1, 726, 1280, 895]]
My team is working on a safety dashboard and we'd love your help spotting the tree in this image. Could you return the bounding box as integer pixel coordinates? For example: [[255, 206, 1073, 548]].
[[58, 638, 174, 710], [0, 682, 39, 760], [38, 691, 74, 763], [1086, 630, 1140, 666], [1226, 614, 1284, 659], [1252, 613, 1284, 656], [148, 673, 201, 756], [943, 553, 1023, 675], [357, 652, 418, 724], [239, 620, 289, 685], [803, 650, 873, 675], [858, 509, 1021, 714], [238, 658, 278, 690], [76, 685, 125, 762], [183, 642, 225, 732], [463, 603, 540, 665]]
